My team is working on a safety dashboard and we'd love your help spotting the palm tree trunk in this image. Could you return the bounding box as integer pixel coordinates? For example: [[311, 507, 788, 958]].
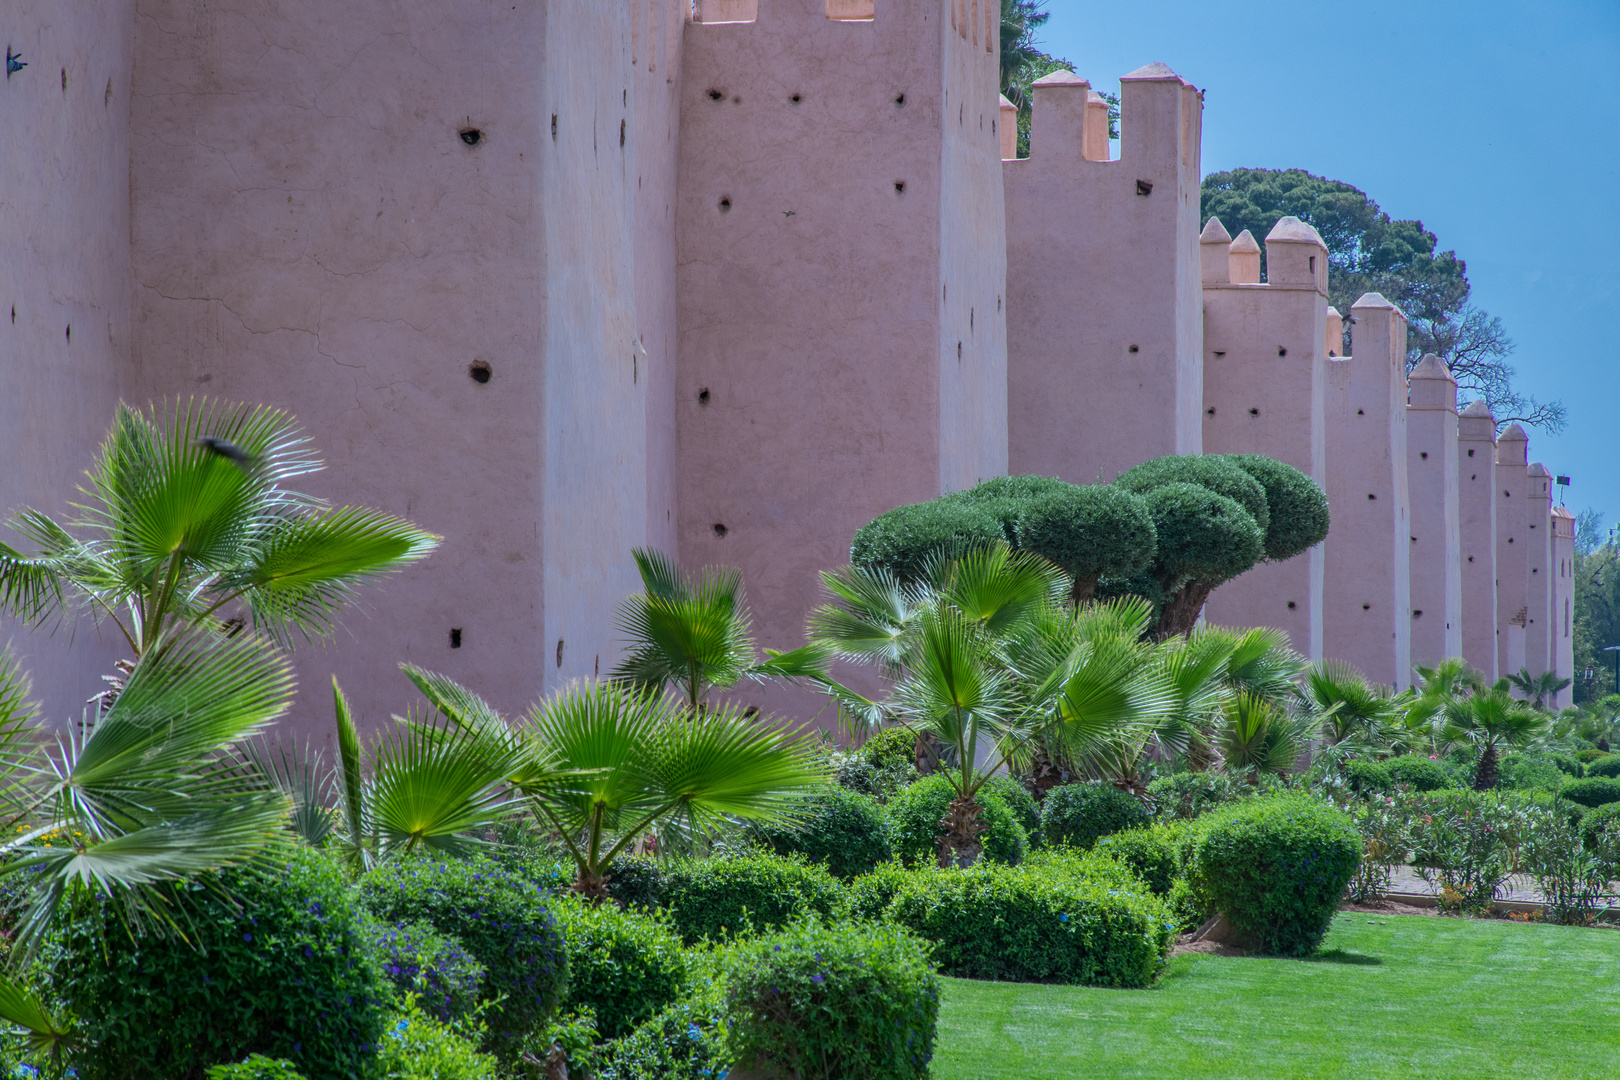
[[937, 793, 986, 868], [571, 868, 614, 904], [1472, 741, 1499, 791]]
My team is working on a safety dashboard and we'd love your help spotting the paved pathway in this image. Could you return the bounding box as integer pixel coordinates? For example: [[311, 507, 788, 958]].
[[1387, 865, 1620, 908]]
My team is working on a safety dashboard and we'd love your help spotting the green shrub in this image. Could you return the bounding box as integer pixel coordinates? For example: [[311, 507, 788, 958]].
[[1587, 755, 1620, 779], [552, 897, 687, 1040], [1096, 826, 1179, 895], [845, 862, 915, 921], [981, 776, 1041, 842], [863, 728, 919, 773], [373, 998, 498, 1080], [663, 852, 843, 944], [48, 850, 385, 1080], [1550, 752, 1585, 778], [1014, 484, 1156, 597], [1499, 752, 1570, 792], [1115, 455, 1271, 538], [886, 775, 1028, 867], [597, 983, 731, 1080], [1139, 483, 1265, 592], [1341, 759, 1394, 795], [1147, 771, 1239, 819], [850, 500, 1007, 584], [1580, 801, 1620, 847], [1191, 795, 1361, 956], [358, 856, 568, 1061], [360, 919, 485, 1024], [723, 919, 940, 1080], [1561, 777, 1620, 809], [206, 1057, 307, 1080], [1574, 748, 1611, 764], [1042, 781, 1151, 850], [884, 854, 1172, 986], [606, 854, 669, 910], [751, 789, 893, 879], [1217, 454, 1330, 561], [1386, 756, 1462, 792]]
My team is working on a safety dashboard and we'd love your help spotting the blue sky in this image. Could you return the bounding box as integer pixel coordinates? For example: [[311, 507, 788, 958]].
[[1038, 0, 1620, 531]]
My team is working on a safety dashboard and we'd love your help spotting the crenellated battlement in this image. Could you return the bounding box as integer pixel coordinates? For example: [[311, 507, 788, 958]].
[[1015, 61, 1202, 169], [690, 0, 992, 49], [1200, 215, 1326, 294]]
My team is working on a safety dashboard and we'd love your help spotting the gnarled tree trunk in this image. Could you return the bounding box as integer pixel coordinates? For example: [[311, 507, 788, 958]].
[[1157, 581, 1214, 638], [937, 794, 987, 868]]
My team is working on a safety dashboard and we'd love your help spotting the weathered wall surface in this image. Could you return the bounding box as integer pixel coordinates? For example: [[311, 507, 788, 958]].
[[1524, 462, 1554, 679], [1323, 295, 1411, 688], [1005, 63, 1203, 486], [1552, 505, 1574, 707], [1494, 425, 1530, 679], [128, 1, 678, 735], [1406, 356, 1462, 670], [675, 0, 1005, 721], [1200, 217, 1328, 658], [0, 3, 134, 723], [1456, 400, 1499, 679]]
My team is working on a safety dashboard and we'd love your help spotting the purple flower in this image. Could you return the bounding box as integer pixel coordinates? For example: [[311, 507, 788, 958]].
[[811, 974, 825, 984], [243, 933, 253, 942]]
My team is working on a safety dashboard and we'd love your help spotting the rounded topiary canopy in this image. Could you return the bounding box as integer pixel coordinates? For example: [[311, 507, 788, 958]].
[[1115, 455, 1271, 540], [1142, 482, 1264, 589], [1016, 484, 1156, 601], [1219, 454, 1329, 561], [850, 498, 1008, 584]]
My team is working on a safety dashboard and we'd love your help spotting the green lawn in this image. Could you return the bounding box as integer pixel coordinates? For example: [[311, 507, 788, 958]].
[[934, 913, 1620, 1079]]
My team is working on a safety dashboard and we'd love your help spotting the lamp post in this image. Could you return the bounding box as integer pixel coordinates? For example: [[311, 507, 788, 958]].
[[1605, 646, 1620, 697]]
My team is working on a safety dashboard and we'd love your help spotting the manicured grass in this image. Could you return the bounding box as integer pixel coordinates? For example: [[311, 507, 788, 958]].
[[934, 912, 1620, 1079]]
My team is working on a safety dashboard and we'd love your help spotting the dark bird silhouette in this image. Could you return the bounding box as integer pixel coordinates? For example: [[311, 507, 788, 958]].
[[196, 436, 256, 471]]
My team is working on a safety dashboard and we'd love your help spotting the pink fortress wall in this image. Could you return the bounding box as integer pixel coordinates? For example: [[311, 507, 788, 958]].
[[1494, 425, 1530, 679], [1456, 401, 1499, 679], [0, 3, 134, 723], [674, 0, 1007, 722], [1524, 463, 1554, 680], [1406, 356, 1462, 670], [127, 1, 680, 736], [1005, 64, 1203, 486]]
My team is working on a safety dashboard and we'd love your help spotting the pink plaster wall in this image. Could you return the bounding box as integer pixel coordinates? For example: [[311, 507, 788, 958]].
[[1406, 357, 1462, 670], [1524, 462, 1554, 680], [1005, 64, 1203, 485], [1200, 218, 1328, 659], [1551, 506, 1575, 707], [674, 0, 1006, 723], [1456, 401, 1499, 679], [127, 1, 680, 737], [1494, 425, 1529, 679], [0, 2, 134, 724], [1323, 295, 1411, 688]]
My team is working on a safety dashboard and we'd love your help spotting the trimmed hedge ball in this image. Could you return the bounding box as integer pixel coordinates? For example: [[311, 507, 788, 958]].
[[850, 499, 1007, 585], [1386, 756, 1462, 792], [552, 896, 688, 1039], [1218, 454, 1329, 561], [886, 774, 1029, 868], [1041, 781, 1151, 850], [1579, 801, 1620, 847], [1587, 755, 1620, 779], [1014, 484, 1157, 599], [662, 851, 843, 944], [1095, 826, 1180, 896], [1560, 777, 1620, 809], [752, 788, 894, 880], [1140, 483, 1264, 588], [1191, 795, 1361, 957], [1115, 455, 1271, 539], [1341, 759, 1394, 795]]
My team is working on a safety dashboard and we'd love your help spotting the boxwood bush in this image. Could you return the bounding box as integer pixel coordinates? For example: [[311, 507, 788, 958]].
[[1499, 752, 1570, 792], [1587, 755, 1620, 779], [1386, 756, 1462, 791], [982, 776, 1041, 843], [358, 856, 567, 1061], [883, 854, 1173, 986], [360, 918, 485, 1023], [597, 979, 731, 1080], [662, 851, 843, 944], [605, 853, 668, 910], [1340, 759, 1394, 795], [722, 919, 940, 1080], [1095, 826, 1180, 895], [1146, 770, 1239, 820], [1559, 777, 1620, 809], [1041, 781, 1150, 850], [1191, 795, 1361, 956], [886, 775, 1029, 867], [48, 850, 385, 1080], [864, 727, 919, 772], [751, 789, 893, 879], [1580, 801, 1620, 847], [552, 897, 687, 1040], [845, 862, 915, 921], [1574, 748, 1612, 764]]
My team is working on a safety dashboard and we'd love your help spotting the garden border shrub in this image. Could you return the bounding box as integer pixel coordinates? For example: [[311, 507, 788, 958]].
[[750, 788, 893, 880], [886, 774, 1029, 868], [1586, 755, 1620, 780], [1560, 777, 1620, 809], [1386, 756, 1461, 792], [552, 896, 688, 1040], [1041, 781, 1151, 850], [662, 851, 843, 944]]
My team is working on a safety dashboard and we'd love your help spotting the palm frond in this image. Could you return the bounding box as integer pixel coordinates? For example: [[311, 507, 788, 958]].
[[937, 544, 1068, 638], [366, 715, 525, 858], [332, 678, 369, 870], [750, 643, 832, 685], [1046, 636, 1178, 762], [0, 649, 46, 820], [1216, 693, 1311, 778], [0, 970, 77, 1058], [245, 738, 336, 847]]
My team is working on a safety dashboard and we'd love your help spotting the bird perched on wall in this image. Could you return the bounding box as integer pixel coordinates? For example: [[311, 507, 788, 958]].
[[6, 48, 26, 78]]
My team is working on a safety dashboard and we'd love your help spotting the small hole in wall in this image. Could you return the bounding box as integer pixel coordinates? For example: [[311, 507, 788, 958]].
[[9, 306, 14, 324], [469, 361, 492, 383], [743, 705, 760, 718], [970, 308, 974, 329], [1213, 350, 1225, 358], [957, 341, 962, 360], [551, 114, 558, 140], [450, 628, 462, 649], [1249, 408, 1259, 416], [894, 180, 905, 194], [790, 93, 801, 104], [1468, 555, 1474, 562], [60, 67, 66, 91], [1367, 493, 1376, 500], [1508, 537, 1514, 543], [1411, 536, 1418, 542], [1470, 473, 1476, 480], [1413, 609, 1424, 618], [1128, 345, 1139, 354], [698, 388, 710, 405], [1287, 601, 1297, 610], [1420, 451, 1428, 460], [718, 197, 731, 212], [733, 95, 741, 103], [1277, 347, 1287, 357], [708, 89, 724, 101], [1207, 407, 1216, 415], [1362, 603, 1371, 610], [1357, 409, 1364, 415], [713, 523, 728, 537], [1468, 448, 1475, 457], [556, 639, 564, 668], [65, 325, 70, 343], [1135, 179, 1153, 196], [619, 119, 626, 146], [991, 119, 996, 133], [894, 93, 905, 106]]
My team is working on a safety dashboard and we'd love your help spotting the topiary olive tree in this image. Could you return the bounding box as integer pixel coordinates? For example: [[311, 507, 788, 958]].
[[1218, 454, 1330, 562], [1137, 481, 1264, 636], [850, 498, 1008, 584], [1116, 455, 1270, 539], [1016, 484, 1156, 603]]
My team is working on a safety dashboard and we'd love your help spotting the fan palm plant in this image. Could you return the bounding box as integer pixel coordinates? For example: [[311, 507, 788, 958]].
[[425, 676, 825, 900], [1506, 667, 1573, 712], [0, 399, 438, 658], [610, 548, 829, 716], [1213, 692, 1316, 782], [1303, 660, 1402, 748], [1446, 685, 1549, 790], [810, 544, 1178, 865]]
